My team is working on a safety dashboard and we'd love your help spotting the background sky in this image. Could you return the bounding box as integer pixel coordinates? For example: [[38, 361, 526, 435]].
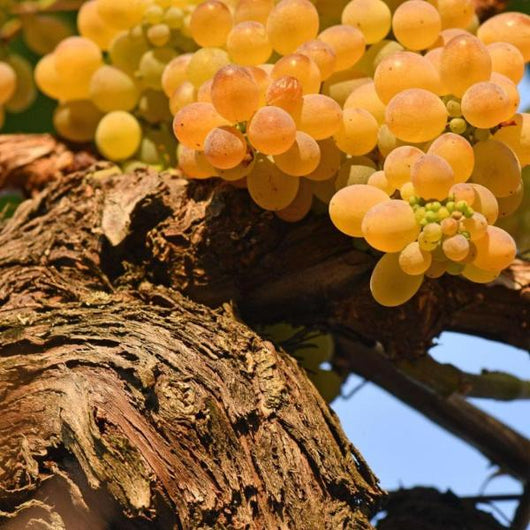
[[332, 72, 530, 527]]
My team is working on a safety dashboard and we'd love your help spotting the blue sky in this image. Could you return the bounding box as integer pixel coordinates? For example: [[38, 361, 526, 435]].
[[332, 71, 530, 526]]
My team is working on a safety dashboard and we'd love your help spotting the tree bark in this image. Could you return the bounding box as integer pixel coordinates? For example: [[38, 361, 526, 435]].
[[0, 144, 383, 527]]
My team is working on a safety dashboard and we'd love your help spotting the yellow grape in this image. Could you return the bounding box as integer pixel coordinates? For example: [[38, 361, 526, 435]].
[[428, 0, 474, 29], [424, 47, 447, 96], [471, 140, 521, 198], [432, 27, 471, 48], [146, 24, 170, 47], [370, 252, 424, 307], [329, 184, 389, 237], [461, 82, 511, 129], [78, 1, 120, 50], [440, 34, 491, 98], [273, 131, 321, 176], [392, 0, 441, 51], [399, 241, 432, 275], [344, 81, 386, 124], [477, 12, 530, 61], [422, 223, 442, 243], [216, 154, 256, 181], [138, 90, 172, 124], [362, 38, 404, 73], [89, 65, 139, 112], [460, 212, 488, 241], [162, 54, 193, 98], [210, 65, 259, 122], [34, 54, 63, 100], [247, 65, 270, 106], [247, 105, 297, 155], [442, 234, 469, 262], [108, 31, 149, 78], [296, 40, 336, 81], [368, 170, 394, 194], [341, 0, 391, 44], [449, 183, 475, 205], [399, 182, 415, 201], [335, 162, 376, 190], [276, 178, 313, 222], [177, 143, 216, 179], [169, 81, 197, 114], [227, 22, 272, 65], [305, 138, 341, 181], [196, 80, 213, 103], [190, 0, 233, 47], [22, 14, 73, 55], [96, 0, 146, 29], [5, 55, 36, 113], [461, 264, 499, 284], [54, 36, 101, 77], [473, 225, 516, 272], [318, 25, 366, 72], [383, 145, 423, 188], [494, 113, 530, 167], [0, 62, 16, 105], [186, 47, 230, 88], [334, 108, 378, 156], [385, 88, 447, 143], [487, 42, 525, 84], [266, 0, 319, 55], [373, 52, 439, 104], [95, 111, 141, 161], [490, 72, 520, 118], [265, 76, 303, 118], [204, 126, 247, 169], [411, 154, 454, 200], [425, 259, 448, 278], [138, 48, 177, 90], [53, 100, 103, 143], [298, 94, 342, 140], [427, 133, 474, 183], [362, 199, 419, 252], [471, 183, 498, 224], [234, 0, 274, 24], [173, 102, 228, 150], [323, 78, 371, 107], [312, 176, 337, 203], [271, 54, 321, 95], [164, 7, 185, 30], [377, 123, 408, 157], [247, 156, 300, 210]]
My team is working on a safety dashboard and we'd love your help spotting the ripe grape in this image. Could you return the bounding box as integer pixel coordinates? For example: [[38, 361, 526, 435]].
[[344, 81, 386, 124], [473, 226, 516, 271], [298, 94, 342, 140], [362, 199, 419, 252], [428, 0, 474, 29], [383, 145, 424, 188], [169, 82, 197, 114], [296, 40, 336, 80], [204, 126, 247, 169], [334, 108, 378, 156], [190, 0, 233, 47], [138, 48, 177, 90], [392, 1, 442, 51], [461, 264, 499, 283], [273, 131, 321, 176], [318, 25, 366, 72], [305, 138, 341, 181], [442, 234, 469, 261], [53, 100, 103, 143], [54, 36, 102, 78], [477, 12, 530, 61], [78, 1, 120, 50], [234, 0, 274, 24], [461, 82, 511, 129], [177, 144, 216, 179], [487, 42, 525, 84], [247, 156, 300, 210], [385, 88, 447, 143], [108, 31, 150, 78], [276, 178, 313, 222], [89, 65, 139, 112], [368, 170, 393, 194], [341, 0, 391, 44], [95, 111, 142, 161], [399, 241, 432, 275], [411, 154, 454, 200], [162, 54, 193, 98], [329, 184, 389, 237], [449, 183, 475, 205], [490, 72, 520, 117], [271, 54, 321, 95], [266, 0, 319, 55], [22, 15, 73, 55], [138, 90, 172, 123], [147, 24, 171, 47], [227, 22, 272, 66], [427, 133, 474, 183], [440, 34, 491, 97], [460, 212, 488, 241], [493, 113, 530, 167], [247, 106, 297, 155], [173, 102, 228, 150], [5, 55, 36, 113], [210, 65, 260, 122], [370, 252, 424, 307], [96, 0, 145, 29], [470, 183, 499, 224], [186, 47, 230, 88], [373, 52, 439, 104], [471, 140, 521, 198], [265, 76, 303, 118], [335, 162, 376, 190], [0, 62, 16, 105]]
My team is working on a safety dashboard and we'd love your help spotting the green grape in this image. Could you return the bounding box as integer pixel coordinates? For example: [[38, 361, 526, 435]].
[[266, 0, 319, 55], [95, 111, 142, 161], [370, 252, 424, 307], [138, 48, 177, 90], [186, 47, 230, 88], [247, 155, 300, 211], [90, 65, 139, 112], [109, 31, 150, 77], [147, 23, 171, 47], [273, 131, 321, 176], [53, 100, 103, 143]]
